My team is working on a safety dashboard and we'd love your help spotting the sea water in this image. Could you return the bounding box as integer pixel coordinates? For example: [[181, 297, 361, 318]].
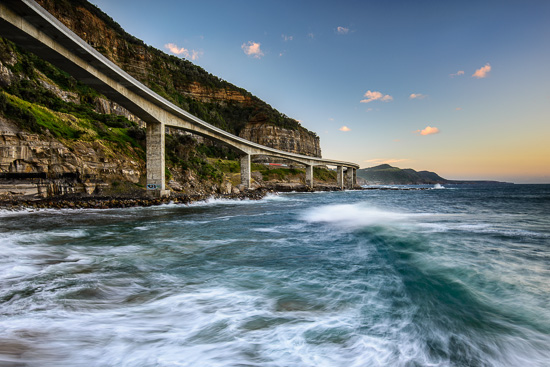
[[1, 185, 549, 366]]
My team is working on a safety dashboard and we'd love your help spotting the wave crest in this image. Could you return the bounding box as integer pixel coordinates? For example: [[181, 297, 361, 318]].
[[301, 204, 413, 229]]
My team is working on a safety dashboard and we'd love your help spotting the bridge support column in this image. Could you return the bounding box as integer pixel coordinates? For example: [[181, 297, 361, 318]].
[[337, 166, 344, 190], [346, 168, 356, 189], [146, 122, 170, 197], [240, 154, 251, 189], [305, 165, 314, 188]]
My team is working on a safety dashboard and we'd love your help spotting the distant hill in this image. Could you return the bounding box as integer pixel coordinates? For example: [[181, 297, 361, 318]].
[[357, 164, 509, 185], [357, 164, 447, 185]]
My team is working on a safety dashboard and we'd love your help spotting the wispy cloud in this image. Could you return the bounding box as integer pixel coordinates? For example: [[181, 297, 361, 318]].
[[409, 93, 427, 100], [415, 126, 440, 136], [307, 32, 315, 39], [165, 43, 203, 60], [450, 70, 465, 78], [339, 126, 351, 132], [472, 63, 491, 78], [189, 50, 203, 60], [166, 43, 186, 55], [364, 158, 410, 165], [360, 90, 393, 104], [241, 41, 264, 58], [282, 34, 293, 42], [455, 107, 462, 111], [336, 26, 350, 35]]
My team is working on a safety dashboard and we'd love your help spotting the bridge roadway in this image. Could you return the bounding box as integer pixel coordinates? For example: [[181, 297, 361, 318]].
[[0, 0, 360, 196]]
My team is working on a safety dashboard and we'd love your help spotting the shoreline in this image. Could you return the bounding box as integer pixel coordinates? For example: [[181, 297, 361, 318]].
[[0, 189, 271, 211], [0, 184, 435, 211], [0, 184, 333, 211]]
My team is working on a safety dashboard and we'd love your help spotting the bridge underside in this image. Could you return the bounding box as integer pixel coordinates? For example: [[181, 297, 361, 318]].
[[0, 0, 359, 196]]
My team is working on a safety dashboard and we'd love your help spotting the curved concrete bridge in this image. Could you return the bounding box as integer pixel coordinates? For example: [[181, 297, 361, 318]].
[[0, 0, 359, 196]]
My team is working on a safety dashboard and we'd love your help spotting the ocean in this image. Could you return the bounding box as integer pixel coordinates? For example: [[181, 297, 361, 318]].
[[1, 184, 549, 367]]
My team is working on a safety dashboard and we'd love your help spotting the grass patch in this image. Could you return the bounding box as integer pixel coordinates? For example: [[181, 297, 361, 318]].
[[1, 92, 143, 160], [251, 163, 303, 181], [314, 167, 337, 181], [212, 159, 240, 173], [2, 92, 82, 138]]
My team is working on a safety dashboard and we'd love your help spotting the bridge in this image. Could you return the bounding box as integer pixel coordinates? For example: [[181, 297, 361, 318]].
[[0, 0, 359, 197]]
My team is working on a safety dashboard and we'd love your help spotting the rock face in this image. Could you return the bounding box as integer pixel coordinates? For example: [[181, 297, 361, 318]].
[[185, 82, 253, 105], [0, 117, 142, 198], [94, 97, 144, 126], [239, 122, 321, 157]]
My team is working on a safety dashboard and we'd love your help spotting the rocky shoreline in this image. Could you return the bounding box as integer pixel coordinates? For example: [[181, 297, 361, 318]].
[[0, 188, 272, 211], [0, 184, 432, 211], [0, 185, 341, 211]]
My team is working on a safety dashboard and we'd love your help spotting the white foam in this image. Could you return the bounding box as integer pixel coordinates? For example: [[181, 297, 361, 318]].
[[417, 221, 549, 238], [301, 203, 414, 229], [193, 239, 237, 245], [252, 227, 281, 233], [187, 197, 250, 207], [263, 193, 289, 201], [49, 229, 88, 238]]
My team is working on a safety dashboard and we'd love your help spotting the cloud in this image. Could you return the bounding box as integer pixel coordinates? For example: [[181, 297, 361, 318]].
[[360, 90, 393, 103], [364, 158, 409, 165], [415, 126, 440, 136], [282, 34, 293, 41], [450, 70, 465, 78], [165, 43, 203, 60], [409, 93, 427, 100], [472, 63, 491, 78], [339, 126, 351, 132], [189, 50, 203, 61], [307, 32, 315, 39], [165, 43, 187, 55], [455, 107, 462, 111], [241, 41, 264, 58], [336, 26, 350, 35]]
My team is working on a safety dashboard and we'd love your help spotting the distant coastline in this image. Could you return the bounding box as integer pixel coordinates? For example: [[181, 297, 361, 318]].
[[357, 164, 512, 186]]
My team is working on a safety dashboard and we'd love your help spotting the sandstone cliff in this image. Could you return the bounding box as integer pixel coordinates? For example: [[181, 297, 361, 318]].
[[239, 123, 321, 157], [0, 117, 142, 197]]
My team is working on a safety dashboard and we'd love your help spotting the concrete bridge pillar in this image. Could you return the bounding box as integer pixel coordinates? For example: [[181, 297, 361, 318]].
[[305, 165, 314, 188], [146, 122, 170, 197], [240, 154, 251, 189], [346, 167, 356, 189], [337, 166, 344, 190]]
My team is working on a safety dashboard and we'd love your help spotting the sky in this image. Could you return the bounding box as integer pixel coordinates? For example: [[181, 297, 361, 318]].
[[87, 0, 550, 183]]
